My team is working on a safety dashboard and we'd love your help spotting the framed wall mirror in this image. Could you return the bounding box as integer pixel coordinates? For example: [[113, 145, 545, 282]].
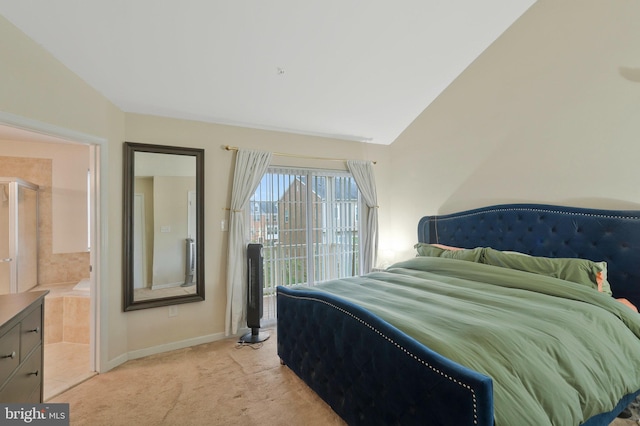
[[123, 142, 205, 311]]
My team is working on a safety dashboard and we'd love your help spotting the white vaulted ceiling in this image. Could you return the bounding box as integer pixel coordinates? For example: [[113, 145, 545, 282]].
[[0, 1, 535, 145]]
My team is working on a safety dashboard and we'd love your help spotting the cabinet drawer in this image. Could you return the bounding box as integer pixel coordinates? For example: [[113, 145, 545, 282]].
[[0, 346, 42, 403], [0, 324, 20, 386], [20, 306, 42, 361]]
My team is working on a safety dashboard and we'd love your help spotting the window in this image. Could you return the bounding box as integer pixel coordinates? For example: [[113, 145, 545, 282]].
[[249, 167, 361, 320]]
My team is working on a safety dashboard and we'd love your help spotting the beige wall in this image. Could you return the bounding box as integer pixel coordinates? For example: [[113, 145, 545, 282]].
[[122, 114, 386, 353], [134, 176, 154, 287], [151, 176, 194, 287], [385, 0, 640, 261]]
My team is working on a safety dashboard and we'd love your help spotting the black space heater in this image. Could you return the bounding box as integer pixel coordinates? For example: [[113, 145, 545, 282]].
[[239, 243, 270, 343]]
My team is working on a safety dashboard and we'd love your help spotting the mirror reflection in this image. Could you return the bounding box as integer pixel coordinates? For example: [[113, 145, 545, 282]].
[[123, 142, 204, 311]]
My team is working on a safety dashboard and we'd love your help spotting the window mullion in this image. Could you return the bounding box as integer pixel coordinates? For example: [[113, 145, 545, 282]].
[[326, 176, 335, 280], [305, 171, 315, 286]]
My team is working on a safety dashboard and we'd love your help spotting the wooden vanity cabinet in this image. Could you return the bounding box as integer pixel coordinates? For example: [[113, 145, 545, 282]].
[[0, 290, 48, 403]]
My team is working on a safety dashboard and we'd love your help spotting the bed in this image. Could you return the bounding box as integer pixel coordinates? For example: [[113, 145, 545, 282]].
[[276, 203, 640, 425]]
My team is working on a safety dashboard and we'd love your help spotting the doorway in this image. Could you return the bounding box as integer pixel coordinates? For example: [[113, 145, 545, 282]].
[[0, 115, 104, 400]]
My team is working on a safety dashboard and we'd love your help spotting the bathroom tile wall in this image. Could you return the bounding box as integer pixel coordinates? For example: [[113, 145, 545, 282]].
[[44, 295, 90, 345], [44, 297, 63, 344], [0, 156, 89, 285], [63, 296, 90, 344]]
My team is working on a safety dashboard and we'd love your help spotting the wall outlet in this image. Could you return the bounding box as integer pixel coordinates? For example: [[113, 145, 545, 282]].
[[221, 220, 228, 231], [169, 305, 178, 317]]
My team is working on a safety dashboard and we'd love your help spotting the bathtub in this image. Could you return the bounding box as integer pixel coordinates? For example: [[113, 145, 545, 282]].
[[73, 278, 91, 292], [33, 280, 90, 345]]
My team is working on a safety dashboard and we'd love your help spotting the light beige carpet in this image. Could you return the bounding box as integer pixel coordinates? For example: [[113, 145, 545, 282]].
[[51, 328, 639, 426], [50, 328, 344, 425]]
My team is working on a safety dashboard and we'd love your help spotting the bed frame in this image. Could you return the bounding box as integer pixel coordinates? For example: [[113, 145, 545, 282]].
[[277, 203, 640, 425]]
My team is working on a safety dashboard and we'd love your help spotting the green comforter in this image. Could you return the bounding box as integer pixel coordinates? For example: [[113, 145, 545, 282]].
[[299, 256, 640, 425]]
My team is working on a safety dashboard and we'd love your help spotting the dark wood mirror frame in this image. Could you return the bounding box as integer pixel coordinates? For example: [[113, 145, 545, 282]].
[[123, 141, 205, 311]]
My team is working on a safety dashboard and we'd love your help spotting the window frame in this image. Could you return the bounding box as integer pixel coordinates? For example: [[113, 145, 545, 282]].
[[248, 166, 363, 288]]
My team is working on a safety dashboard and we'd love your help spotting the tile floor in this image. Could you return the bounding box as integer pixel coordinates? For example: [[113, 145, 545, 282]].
[[43, 342, 96, 401]]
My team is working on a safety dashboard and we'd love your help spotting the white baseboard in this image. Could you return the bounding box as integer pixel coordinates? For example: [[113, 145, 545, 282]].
[[104, 331, 229, 372], [127, 331, 229, 361], [105, 353, 129, 372], [102, 323, 277, 372]]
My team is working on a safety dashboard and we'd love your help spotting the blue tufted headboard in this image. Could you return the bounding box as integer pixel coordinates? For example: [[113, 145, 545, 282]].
[[418, 203, 640, 309]]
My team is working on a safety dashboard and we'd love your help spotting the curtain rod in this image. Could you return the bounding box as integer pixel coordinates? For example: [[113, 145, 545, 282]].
[[224, 145, 376, 165]]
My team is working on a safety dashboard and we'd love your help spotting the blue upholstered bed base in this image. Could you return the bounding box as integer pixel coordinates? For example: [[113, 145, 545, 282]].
[[277, 203, 640, 425], [277, 287, 494, 425]]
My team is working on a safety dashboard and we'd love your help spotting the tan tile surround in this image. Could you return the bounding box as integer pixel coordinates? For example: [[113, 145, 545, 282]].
[[43, 289, 90, 345]]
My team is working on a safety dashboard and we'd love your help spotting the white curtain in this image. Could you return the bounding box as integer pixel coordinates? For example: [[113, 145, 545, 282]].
[[347, 160, 378, 274], [225, 149, 272, 335]]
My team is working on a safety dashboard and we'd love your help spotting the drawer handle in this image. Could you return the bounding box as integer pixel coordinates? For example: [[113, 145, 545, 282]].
[[2, 351, 16, 359], [28, 327, 40, 334], [29, 370, 39, 377]]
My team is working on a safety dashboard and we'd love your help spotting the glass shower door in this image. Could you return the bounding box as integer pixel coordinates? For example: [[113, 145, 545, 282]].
[[0, 179, 39, 294], [17, 183, 38, 293], [0, 183, 10, 294]]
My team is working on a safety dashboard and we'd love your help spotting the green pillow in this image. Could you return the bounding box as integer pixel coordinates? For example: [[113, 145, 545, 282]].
[[481, 248, 608, 293], [413, 244, 612, 295], [414, 243, 484, 263]]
